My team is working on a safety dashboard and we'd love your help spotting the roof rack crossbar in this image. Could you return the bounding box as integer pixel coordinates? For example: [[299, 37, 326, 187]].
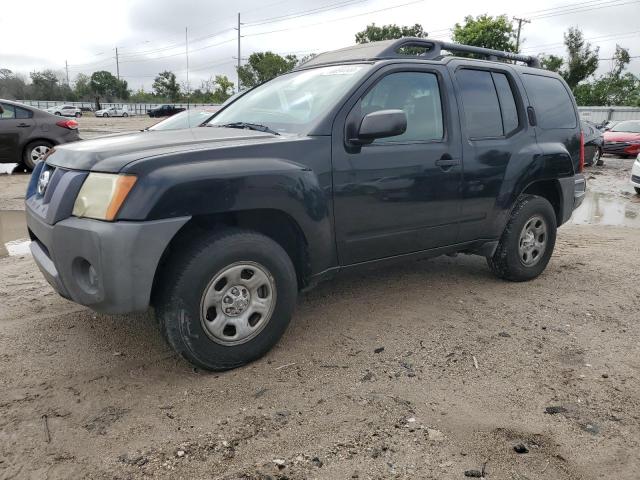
[[297, 37, 541, 70]]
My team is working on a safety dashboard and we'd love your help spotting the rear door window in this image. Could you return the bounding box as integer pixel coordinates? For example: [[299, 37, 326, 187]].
[[456, 69, 503, 138], [522, 74, 576, 129], [1, 103, 17, 119], [492, 72, 519, 135], [16, 107, 33, 119]]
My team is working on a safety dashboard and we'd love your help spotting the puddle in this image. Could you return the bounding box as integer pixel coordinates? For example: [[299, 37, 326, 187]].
[[571, 191, 640, 228], [0, 210, 30, 258]]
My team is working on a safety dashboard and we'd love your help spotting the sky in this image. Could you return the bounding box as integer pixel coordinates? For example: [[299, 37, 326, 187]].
[[0, 0, 638, 92]]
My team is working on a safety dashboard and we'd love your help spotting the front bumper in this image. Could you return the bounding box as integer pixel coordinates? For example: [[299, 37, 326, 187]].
[[26, 203, 189, 314]]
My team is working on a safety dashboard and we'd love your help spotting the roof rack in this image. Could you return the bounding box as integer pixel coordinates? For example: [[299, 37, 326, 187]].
[[297, 37, 541, 69]]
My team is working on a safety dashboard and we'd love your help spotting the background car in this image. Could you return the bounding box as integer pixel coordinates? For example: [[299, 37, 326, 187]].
[[147, 107, 219, 131], [603, 120, 640, 158], [95, 106, 132, 118], [147, 104, 185, 118], [0, 99, 80, 170], [45, 104, 82, 118], [582, 120, 604, 166], [631, 154, 640, 194]]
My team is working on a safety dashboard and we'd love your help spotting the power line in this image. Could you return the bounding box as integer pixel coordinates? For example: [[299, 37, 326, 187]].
[[244, 0, 368, 26], [243, 0, 425, 38]]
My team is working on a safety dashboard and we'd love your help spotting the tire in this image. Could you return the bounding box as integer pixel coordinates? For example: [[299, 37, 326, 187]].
[[54, 111, 61, 116], [103, 112, 109, 118], [487, 194, 557, 282], [595, 148, 604, 166], [123, 112, 128, 117], [635, 187, 640, 195], [23, 140, 53, 171], [75, 112, 81, 118], [155, 228, 298, 371]]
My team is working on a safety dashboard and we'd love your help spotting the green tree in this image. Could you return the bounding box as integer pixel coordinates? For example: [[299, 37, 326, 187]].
[[559, 27, 599, 89], [572, 45, 639, 106], [90, 70, 128, 102], [237, 52, 297, 89], [211, 75, 234, 103], [540, 54, 563, 73], [30, 70, 63, 99], [452, 15, 517, 54], [152, 71, 181, 101], [355, 23, 427, 43], [0, 69, 27, 99], [73, 73, 92, 99]]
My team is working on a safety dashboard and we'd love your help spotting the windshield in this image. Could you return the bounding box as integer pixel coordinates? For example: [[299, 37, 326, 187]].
[[207, 64, 370, 135], [149, 109, 219, 131], [610, 120, 640, 133]]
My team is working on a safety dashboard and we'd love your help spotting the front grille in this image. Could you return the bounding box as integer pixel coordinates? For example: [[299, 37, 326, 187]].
[[26, 164, 88, 225]]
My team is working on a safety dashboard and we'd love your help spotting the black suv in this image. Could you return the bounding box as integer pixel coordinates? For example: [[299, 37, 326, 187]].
[[25, 39, 586, 370]]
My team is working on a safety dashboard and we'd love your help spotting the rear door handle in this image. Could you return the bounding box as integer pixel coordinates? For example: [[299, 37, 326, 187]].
[[17, 123, 31, 128]]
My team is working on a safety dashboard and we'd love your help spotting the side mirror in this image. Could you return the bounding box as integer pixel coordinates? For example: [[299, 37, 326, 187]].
[[351, 109, 407, 145]]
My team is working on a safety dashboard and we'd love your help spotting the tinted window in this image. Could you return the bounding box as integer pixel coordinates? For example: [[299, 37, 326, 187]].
[[0, 103, 16, 119], [457, 69, 503, 138], [492, 72, 519, 134], [523, 74, 576, 129], [610, 120, 640, 133], [16, 107, 32, 119], [359, 71, 444, 143]]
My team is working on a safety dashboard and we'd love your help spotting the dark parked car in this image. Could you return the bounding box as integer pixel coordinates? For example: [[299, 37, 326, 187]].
[[26, 38, 586, 371], [603, 120, 640, 158], [147, 107, 220, 131], [147, 105, 186, 118], [582, 120, 604, 166], [0, 99, 80, 170]]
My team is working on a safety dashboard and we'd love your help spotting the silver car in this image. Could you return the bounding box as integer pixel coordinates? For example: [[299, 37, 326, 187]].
[[46, 104, 82, 118]]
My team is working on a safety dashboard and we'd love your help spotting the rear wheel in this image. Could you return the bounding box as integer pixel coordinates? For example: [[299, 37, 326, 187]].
[[635, 187, 640, 195], [54, 111, 61, 116], [23, 140, 53, 170], [487, 195, 557, 282], [75, 112, 81, 118], [592, 148, 603, 166], [103, 112, 109, 117], [122, 112, 128, 117], [155, 228, 297, 371]]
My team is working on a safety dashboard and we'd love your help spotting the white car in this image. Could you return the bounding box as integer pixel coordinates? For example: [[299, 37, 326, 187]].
[[46, 104, 82, 117], [95, 106, 132, 118], [631, 154, 640, 195]]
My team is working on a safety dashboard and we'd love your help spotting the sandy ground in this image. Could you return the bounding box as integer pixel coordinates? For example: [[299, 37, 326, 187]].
[[77, 115, 159, 139], [0, 146, 639, 479]]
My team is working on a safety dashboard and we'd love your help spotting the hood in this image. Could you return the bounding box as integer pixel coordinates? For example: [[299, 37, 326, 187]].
[[604, 131, 640, 142], [46, 126, 282, 172]]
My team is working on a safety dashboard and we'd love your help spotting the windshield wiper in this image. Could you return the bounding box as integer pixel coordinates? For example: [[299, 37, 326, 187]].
[[215, 121, 280, 136]]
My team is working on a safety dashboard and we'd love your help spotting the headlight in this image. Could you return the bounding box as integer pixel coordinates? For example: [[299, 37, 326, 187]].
[[72, 173, 137, 221]]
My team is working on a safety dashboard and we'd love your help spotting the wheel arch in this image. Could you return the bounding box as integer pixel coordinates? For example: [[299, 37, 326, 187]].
[[521, 179, 563, 225], [151, 208, 313, 306]]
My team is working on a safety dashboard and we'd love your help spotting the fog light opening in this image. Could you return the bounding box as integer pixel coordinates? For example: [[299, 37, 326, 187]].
[[72, 257, 99, 295]]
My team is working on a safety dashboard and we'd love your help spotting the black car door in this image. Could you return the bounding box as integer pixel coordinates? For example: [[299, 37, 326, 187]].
[[332, 64, 463, 265], [0, 103, 34, 163]]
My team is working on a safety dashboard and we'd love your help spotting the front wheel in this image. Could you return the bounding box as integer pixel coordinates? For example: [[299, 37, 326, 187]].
[[23, 140, 53, 170], [635, 187, 640, 195], [75, 112, 81, 118], [155, 228, 297, 371], [594, 148, 604, 166], [487, 195, 557, 282], [103, 112, 109, 117], [122, 112, 128, 117]]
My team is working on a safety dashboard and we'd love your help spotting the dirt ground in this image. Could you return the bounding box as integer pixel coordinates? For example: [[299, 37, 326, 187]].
[[0, 148, 639, 479]]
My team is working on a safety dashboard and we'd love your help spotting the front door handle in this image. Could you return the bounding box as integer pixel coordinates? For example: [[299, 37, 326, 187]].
[[17, 123, 31, 128], [435, 154, 460, 170]]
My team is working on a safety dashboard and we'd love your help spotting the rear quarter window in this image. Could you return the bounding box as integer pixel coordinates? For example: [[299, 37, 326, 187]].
[[523, 74, 576, 129]]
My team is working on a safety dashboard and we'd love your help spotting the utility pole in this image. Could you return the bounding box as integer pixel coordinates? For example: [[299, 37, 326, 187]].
[[65, 60, 69, 85], [237, 13, 241, 92], [185, 26, 190, 108], [115, 47, 120, 80], [513, 17, 531, 53]]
